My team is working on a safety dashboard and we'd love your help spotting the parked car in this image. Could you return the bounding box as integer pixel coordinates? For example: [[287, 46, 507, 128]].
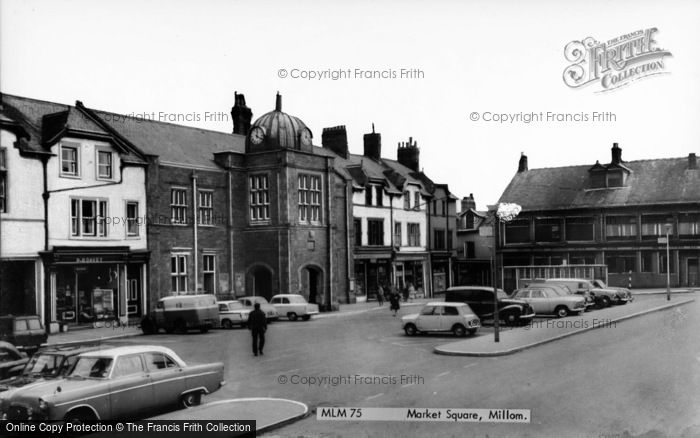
[[591, 279, 634, 305], [270, 294, 319, 321], [217, 300, 251, 329], [0, 345, 225, 422], [524, 282, 595, 310], [444, 286, 535, 326], [0, 342, 27, 381], [537, 278, 631, 308], [512, 286, 586, 318], [402, 302, 481, 337], [238, 296, 279, 321], [0, 345, 101, 392], [0, 315, 47, 352], [141, 294, 218, 334]]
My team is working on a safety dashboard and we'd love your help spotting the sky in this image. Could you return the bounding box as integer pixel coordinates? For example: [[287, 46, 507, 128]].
[[2, 0, 699, 210]]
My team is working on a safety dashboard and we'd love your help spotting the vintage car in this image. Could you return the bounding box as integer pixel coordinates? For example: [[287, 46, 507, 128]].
[[402, 302, 481, 337], [523, 282, 595, 310], [217, 300, 251, 329], [141, 294, 219, 334], [0, 342, 27, 381], [270, 294, 319, 321], [592, 279, 634, 305], [0, 345, 101, 392], [538, 278, 632, 308], [512, 286, 586, 317], [444, 286, 535, 326], [238, 296, 279, 321], [0, 315, 47, 352], [0, 345, 225, 422]]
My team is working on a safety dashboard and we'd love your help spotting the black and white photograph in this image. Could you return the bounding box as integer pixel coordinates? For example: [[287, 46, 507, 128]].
[[0, 0, 699, 437]]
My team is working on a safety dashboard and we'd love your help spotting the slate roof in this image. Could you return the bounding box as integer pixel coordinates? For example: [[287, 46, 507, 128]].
[[499, 157, 700, 211]]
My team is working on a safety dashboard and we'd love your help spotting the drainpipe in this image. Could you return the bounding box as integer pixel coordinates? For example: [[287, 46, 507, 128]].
[[191, 171, 198, 293], [41, 157, 51, 329], [345, 179, 352, 304], [228, 170, 234, 297], [326, 158, 333, 310]]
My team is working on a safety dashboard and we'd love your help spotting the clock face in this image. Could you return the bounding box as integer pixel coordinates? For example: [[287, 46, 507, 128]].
[[250, 127, 265, 145], [300, 129, 312, 146]]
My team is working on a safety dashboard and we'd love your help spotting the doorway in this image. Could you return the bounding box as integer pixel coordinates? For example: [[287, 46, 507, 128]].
[[301, 265, 323, 304], [250, 266, 273, 300], [688, 258, 699, 287]]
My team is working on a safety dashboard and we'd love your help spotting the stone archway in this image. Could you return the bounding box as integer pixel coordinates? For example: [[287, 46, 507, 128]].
[[300, 265, 324, 305], [248, 265, 273, 300]]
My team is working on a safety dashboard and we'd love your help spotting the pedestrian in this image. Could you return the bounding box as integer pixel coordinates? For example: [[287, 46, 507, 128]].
[[376, 284, 385, 306], [389, 289, 401, 316], [248, 302, 267, 356], [402, 284, 410, 302]]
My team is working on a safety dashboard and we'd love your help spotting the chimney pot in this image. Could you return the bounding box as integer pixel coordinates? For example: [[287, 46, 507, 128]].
[[322, 125, 349, 159], [231, 91, 253, 135], [275, 92, 282, 111], [611, 142, 622, 165], [518, 153, 528, 172], [689, 152, 697, 170]]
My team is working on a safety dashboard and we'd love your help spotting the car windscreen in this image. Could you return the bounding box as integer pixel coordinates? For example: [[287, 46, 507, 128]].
[[23, 354, 62, 376], [513, 290, 529, 298], [68, 357, 113, 378]]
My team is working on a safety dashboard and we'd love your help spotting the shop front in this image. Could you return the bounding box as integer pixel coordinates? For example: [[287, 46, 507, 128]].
[[40, 247, 148, 327], [393, 253, 428, 298], [354, 253, 392, 302]]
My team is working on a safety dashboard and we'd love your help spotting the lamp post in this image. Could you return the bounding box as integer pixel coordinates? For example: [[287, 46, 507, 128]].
[[665, 223, 672, 301], [492, 203, 521, 343]]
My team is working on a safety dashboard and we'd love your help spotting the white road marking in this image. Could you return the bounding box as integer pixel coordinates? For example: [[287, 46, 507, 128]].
[[364, 393, 384, 401], [435, 371, 451, 378], [463, 363, 478, 369], [401, 383, 415, 388], [278, 368, 300, 375]]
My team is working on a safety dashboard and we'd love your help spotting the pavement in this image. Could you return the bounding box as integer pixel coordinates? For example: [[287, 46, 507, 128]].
[[435, 293, 696, 356], [150, 397, 309, 435]]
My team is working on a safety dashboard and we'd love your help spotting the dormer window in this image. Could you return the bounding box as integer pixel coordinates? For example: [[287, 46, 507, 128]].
[[607, 171, 624, 188], [60, 143, 80, 177], [97, 150, 113, 180], [365, 185, 373, 206]]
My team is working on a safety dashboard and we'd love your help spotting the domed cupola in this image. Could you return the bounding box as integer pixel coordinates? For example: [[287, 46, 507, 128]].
[[246, 93, 313, 153]]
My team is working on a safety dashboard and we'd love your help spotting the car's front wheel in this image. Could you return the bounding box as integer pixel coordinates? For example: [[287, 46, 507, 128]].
[[502, 311, 519, 326], [288, 312, 298, 321], [555, 306, 569, 318], [404, 323, 417, 336], [64, 408, 97, 424], [221, 319, 233, 329], [452, 324, 467, 337], [180, 391, 203, 408], [600, 296, 611, 308]]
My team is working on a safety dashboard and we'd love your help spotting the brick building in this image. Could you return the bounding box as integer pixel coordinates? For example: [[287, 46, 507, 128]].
[[497, 144, 700, 290], [455, 194, 493, 286]]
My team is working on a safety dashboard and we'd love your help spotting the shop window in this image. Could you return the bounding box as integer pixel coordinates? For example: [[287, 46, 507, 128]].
[[367, 219, 384, 246], [605, 216, 637, 241], [299, 174, 321, 223], [126, 202, 139, 236], [249, 174, 270, 222], [678, 213, 700, 237], [605, 252, 636, 273], [659, 253, 676, 274], [96, 150, 113, 179], [171, 254, 188, 293], [202, 255, 215, 294], [394, 222, 402, 246], [535, 218, 562, 242], [171, 188, 188, 224], [641, 215, 674, 240], [408, 223, 421, 246], [60, 143, 80, 177], [505, 219, 530, 244], [70, 198, 108, 237], [565, 217, 594, 241], [353, 218, 362, 246], [198, 190, 213, 225]]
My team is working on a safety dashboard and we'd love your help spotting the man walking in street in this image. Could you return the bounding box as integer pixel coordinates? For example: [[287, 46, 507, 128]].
[[248, 302, 267, 356]]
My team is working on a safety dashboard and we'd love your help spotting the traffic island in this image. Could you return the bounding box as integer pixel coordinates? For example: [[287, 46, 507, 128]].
[[150, 397, 309, 434], [434, 296, 695, 357]]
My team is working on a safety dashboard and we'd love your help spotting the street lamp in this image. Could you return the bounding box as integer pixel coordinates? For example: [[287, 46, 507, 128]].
[[492, 203, 522, 342], [665, 223, 672, 301]]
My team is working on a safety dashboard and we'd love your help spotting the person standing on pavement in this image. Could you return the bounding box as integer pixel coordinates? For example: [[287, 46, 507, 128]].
[[376, 284, 385, 306], [389, 287, 401, 316], [248, 302, 267, 356]]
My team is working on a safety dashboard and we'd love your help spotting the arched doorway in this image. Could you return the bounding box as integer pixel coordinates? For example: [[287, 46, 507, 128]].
[[300, 265, 323, 305], [249, 265, 273, 300]]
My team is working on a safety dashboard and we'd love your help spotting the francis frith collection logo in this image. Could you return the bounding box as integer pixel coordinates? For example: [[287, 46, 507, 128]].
[[563, 28, 672, 92]]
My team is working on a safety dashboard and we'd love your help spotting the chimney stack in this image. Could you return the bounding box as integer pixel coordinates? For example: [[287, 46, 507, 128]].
[[689, 152, 697, 170], [518, 152, 528, 172], [397, 136, 420, 172], [231, 92, 253, 135], [322, 125, 349, 159], [461, 193, 476, 212], [611, 142, 622, 165], [363, 124, 382, 160]]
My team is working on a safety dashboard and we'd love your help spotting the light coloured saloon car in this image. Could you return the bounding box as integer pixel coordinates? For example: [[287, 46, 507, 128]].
[[270, 294, 320, 321], [512, 286, 586, 318], [238, 296, 279, 321], [402, 302, 481, 337], [0, 345, 225, 422], [217, 300, 251, 329]]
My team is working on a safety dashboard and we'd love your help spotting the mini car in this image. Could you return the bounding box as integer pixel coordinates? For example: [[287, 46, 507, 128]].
[[0, 316, 47, 352], [0, 345, 225, 422], [402, 302, 481, 337], [0, 345, 101, 392], [0, 342, 27, 381], [512, 286, 586, 318], [270, 294, 319, 321], [238, 296, 279, 321], [444, 286, 535, 326], [217, 300, 251, 329]]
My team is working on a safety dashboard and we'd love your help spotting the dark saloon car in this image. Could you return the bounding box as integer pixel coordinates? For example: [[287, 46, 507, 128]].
[[444, 286, 535, 326], [0, 342, 27, 381], [0, 316, 47, 352], [0, 345, 101, 392]]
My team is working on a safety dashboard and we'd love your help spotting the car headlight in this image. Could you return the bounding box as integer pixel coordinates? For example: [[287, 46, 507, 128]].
[[38, 398, 48, 413]]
